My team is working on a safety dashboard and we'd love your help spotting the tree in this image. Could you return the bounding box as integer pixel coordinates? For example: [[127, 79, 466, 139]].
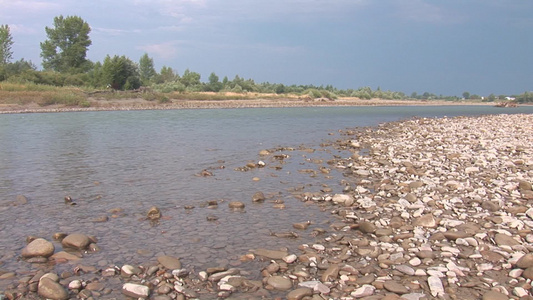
[[155, 66, 178, 83], [139, 53, 156, 85], [206, 72, 222, 92], [462, 92, 470, 100], [180, 69, 201, 87], [40, 15, 92, 73], [101, 55, 140, 90], [0, 24, 14, 65]]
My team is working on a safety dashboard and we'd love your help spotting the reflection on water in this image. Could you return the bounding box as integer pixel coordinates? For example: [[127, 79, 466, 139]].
[[0, 105, 531, 284]]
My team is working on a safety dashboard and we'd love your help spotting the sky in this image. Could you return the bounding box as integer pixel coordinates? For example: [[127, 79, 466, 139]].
[[1, 0, 532, 96]]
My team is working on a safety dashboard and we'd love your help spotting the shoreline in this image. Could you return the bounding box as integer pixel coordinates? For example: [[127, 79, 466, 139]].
[[0, 98, 497, 114], [1, 113, 532, 299]]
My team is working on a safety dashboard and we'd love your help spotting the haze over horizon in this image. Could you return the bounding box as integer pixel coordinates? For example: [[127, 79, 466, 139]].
[[1, 0, 532, 97]]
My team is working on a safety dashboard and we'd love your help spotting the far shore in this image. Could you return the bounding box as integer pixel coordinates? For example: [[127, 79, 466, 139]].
[[0, 97, 500, 114]]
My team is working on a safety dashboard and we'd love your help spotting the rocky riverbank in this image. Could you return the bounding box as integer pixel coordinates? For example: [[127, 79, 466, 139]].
[[1, 113, 532, 300], [0, 97, 489, 114]]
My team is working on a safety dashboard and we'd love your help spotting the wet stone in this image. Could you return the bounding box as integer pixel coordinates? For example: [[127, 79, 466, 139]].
[[384, 280, 409, 294], [21, 238, 55, 258]]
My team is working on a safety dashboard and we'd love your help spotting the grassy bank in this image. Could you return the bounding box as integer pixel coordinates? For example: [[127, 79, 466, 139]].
[[0, 82, 487, 113]]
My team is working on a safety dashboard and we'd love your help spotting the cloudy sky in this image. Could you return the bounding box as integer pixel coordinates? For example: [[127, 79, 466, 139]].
[[1, 0, 531, 96]]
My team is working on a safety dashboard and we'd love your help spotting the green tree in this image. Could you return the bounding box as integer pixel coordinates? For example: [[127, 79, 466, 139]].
[[139, 53, 156, 85], [462, 92, 470, 99], [40, 15, 92, 73], [101, 55, 140, 90], [0, 24, 14, 65], [155, 66, 178, 83], [206, 72, 222, 92], [180, 68, 201, 87]]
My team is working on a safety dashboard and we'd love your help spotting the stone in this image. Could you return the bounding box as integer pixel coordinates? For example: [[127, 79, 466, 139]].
[[267, 276, 292, 291], [38, 277, 68, 300], [395, 265, 415, 276], [252, 191, 265, 202], [51, 251, 81, 261], [351, 284, 375, 298], [14, 194, 28, 205], [321, 264, 340, 282], [515, 253, 533, 269], [287, 287, 313, 300], [147, 206, 161, 220], [252, 248, 289, 259], [157, 255, 181, 269], [428, 276, 444, 297], [332, 194, 354, 206], [61, 233, 90, 250], [522, 267, 533, 280], [518, 180, 532, 192], [482, 290, 508, 300], [21, 238, 55, 258], [122, 283, 150, 298], [414, 214, 437, 228], [228, 201, 245, 209], [494, 233, 520, 246], [384, 280, 409, 294], [358, 221, 377, 234]]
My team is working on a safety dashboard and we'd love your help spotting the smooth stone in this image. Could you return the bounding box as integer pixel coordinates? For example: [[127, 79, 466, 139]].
[[267, 276, 293, 291], [321, 264, 340, 282], [157, 255, 182, 269], [22, 238, 55, 258], [395, 265, 415, 276], [522, 267, 533, 280], [494, 233, 520, 246], [122, 283, 150, 298], [516, 253, 533, 269], [51, 251, 81, 261], [351, 284, 375, 298], [38, 277, 68, 300], [286, 287, 313, 300], [61, 233, 90, 250], [443, 230, 471, 240], [358, 221, 377, 234], [414, 214, 437, 228], [228, 201, 245, 209], [14, 194, 28, 205], [428, 276, 444, 297], [482, 290, 508, 300], [252, 191, 265, 202], [252, 248, 289, 259], [383, 280, 409, 294]]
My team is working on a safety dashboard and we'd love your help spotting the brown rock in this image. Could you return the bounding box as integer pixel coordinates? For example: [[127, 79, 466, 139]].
[[383, 280, 409, 294], [38, 277, 68, 300], [494, 233, 520, 246], [21, 238, 55, 258], [321, 264, 340, 282], [61, 233, 90, 250], [287, 287, 313, 300], [482, 290, 509, 300], [414, 214, 437, 228], [516, 254, 533, 269], [157, 255, 181, 270], [358, 221, 377, 234], [522, 267, 533, 280], [252, 191, 265, 202], [266, 276, 292, 291], [228, 201, 245, 209]]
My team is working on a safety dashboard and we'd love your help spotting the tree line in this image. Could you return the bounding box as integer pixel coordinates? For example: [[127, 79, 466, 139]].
[[0, 16, 530, 103]]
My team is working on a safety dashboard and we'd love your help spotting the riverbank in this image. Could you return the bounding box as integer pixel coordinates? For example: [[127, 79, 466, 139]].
[[0, 97, 491, 114], [1, 113, 532, 299]]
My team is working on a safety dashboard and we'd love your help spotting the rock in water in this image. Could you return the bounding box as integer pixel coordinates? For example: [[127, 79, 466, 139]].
[[252, 191, 265, 202], [21, 238, 55, 258], [157, 255, 181, 270], [147, 206, 161, 220], [61, 233, 90, 250]]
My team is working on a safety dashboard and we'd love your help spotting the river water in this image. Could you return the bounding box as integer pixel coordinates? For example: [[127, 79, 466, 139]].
[[0, 105, 532, 292]]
